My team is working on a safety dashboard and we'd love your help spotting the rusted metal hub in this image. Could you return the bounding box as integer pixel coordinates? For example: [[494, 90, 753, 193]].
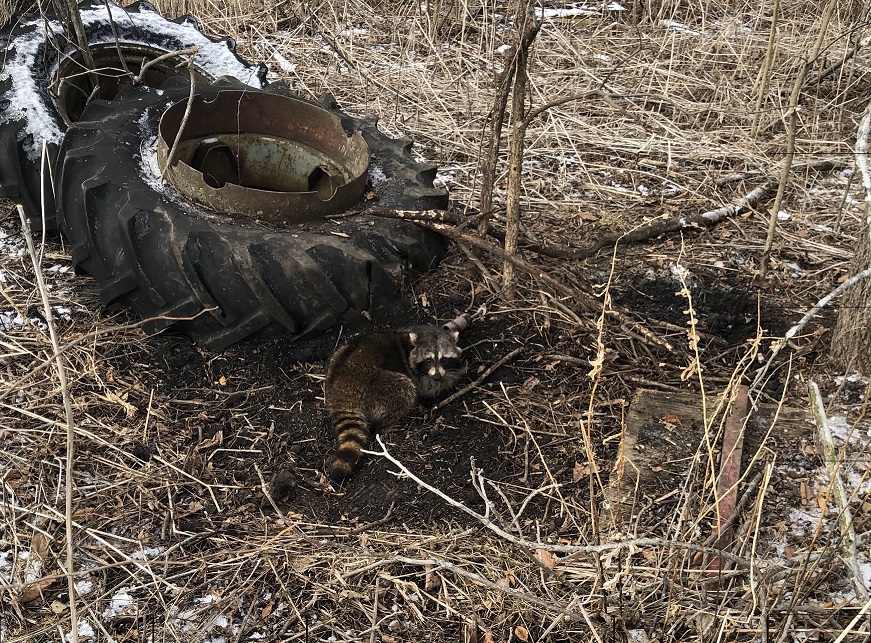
[[54, 44, 212, 124], [157, 90, 370, 223]]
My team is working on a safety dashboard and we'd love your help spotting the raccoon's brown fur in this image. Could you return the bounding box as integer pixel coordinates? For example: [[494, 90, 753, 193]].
[[324, 326, 465, 482]]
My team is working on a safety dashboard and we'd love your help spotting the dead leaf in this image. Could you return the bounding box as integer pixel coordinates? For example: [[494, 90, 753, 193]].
[[520, 376, 540, 394], [217, 375, 227, 386], [196, 430, 223, 451], [481, 632, 495, 643], [13, 577, 54, 604], [292, 555, 318, 573], [105, 390, 137, 419], [816, 492, 829, 513], [420, 553, 441, 592], [515, 624, 530, 641], [651, 465, 663, 473], [535, 548, 556, 570], [494, 576, 510, 590], [660, 413, 682, 430], [31, 533, 49, 561], [260, 601, 274, 619], [49, 599, 66, 614], [572, 460, 600, 482], [71, 507, 95, 521], [463, 620, 479, 643]]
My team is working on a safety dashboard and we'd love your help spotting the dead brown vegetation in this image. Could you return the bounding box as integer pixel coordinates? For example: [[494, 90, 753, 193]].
[[3, 0, 871, 641]]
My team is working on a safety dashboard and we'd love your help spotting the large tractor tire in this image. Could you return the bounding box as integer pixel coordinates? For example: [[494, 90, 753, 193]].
[[0, 0, 266, 231], [55, 78, 449, 350]]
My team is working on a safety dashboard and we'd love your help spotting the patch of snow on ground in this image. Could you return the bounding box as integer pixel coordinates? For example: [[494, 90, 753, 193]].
[[828, 415, 869, 443], [785, 505, 822, 539], [542, 2, 624, 18], [270, 49, 296, 74], [130, 545, 165, 560], [64, 620, 95, 642], [368, 163, 387, 185], [74, 577, 94, 597], [0, 550, 13, 580], [660, 19, 701, 36], [103, 588, 138, 620]]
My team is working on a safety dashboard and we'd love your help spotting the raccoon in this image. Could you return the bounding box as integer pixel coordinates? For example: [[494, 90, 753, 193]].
[[324, 326, 465, 482]]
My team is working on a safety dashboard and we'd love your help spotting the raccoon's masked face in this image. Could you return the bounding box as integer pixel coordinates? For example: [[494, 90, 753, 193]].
[[408, 328, 465, 397]]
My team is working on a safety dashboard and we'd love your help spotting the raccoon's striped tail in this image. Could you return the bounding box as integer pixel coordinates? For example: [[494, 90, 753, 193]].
[[327, 411, 371, 482]]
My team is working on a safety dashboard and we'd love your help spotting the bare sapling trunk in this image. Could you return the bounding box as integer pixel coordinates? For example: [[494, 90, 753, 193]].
[[501, 0, 538, 300], [757, 0, 836, 278], [477, 5, 541, 238]]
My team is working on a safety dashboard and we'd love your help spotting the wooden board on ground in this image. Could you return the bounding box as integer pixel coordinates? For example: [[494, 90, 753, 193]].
[[601, 388, 814, 536]]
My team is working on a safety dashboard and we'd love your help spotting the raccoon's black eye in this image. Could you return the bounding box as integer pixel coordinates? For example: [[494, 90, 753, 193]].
[[425, 356, 435, 364]]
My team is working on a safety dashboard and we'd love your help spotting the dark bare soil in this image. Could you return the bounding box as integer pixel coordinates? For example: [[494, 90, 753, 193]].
[[74, 239, 816, 542]]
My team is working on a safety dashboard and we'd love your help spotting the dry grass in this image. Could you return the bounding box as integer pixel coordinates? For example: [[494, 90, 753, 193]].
[[3, 0, 871, 641]]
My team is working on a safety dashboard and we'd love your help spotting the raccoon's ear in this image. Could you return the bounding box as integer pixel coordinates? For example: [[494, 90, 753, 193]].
[[408, 332, 418, 345], [450, 330, 459, 343]]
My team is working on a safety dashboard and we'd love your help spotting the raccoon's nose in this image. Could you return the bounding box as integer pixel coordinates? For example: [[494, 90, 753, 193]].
[[431, 368, 444, 380]]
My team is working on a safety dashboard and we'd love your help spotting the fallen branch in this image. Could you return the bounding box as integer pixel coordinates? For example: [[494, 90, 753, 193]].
[[433, 346, 523, 410], [364, 158, 845, 262], [367, 435, 758, 568], [749, 265, 871, 393]]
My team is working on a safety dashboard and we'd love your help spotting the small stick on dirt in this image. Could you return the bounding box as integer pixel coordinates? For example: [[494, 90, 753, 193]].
[[369, 575, 380, 643], [254, 464, 292, 527], [348, 501, 396, 534], [18, 205, 79, 643], [367, 436, 757, 568], [434, 346, 523, 410], [808, 381, 868, 602]]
